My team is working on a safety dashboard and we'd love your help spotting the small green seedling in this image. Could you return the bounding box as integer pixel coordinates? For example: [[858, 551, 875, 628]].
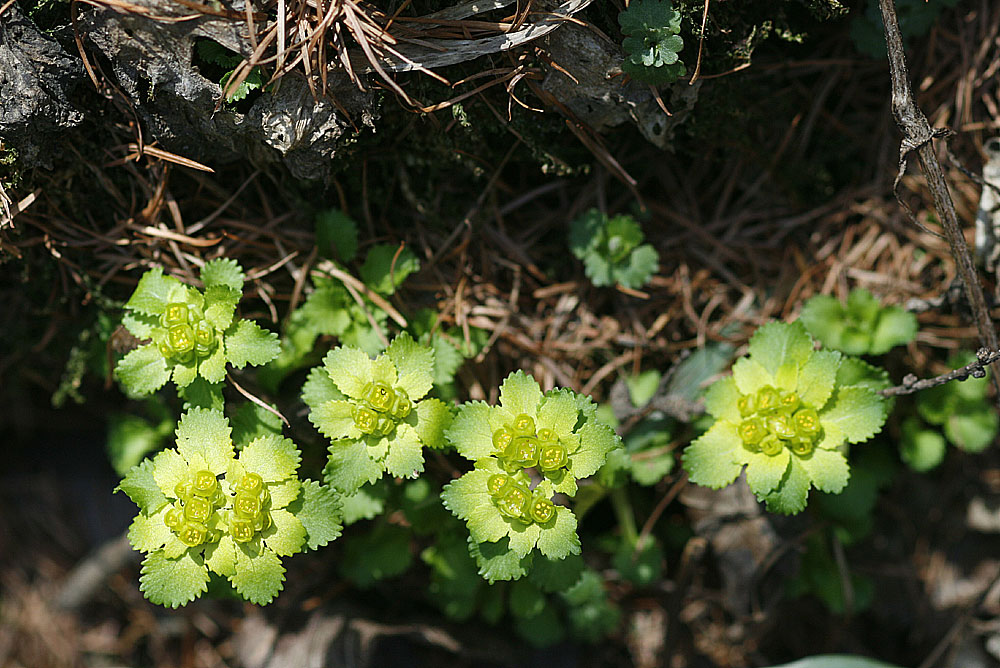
[[900, 353, 998, 471], [618, 0, 686, 84], [569, 210, 659, 289], [799, 288, 917, 356]]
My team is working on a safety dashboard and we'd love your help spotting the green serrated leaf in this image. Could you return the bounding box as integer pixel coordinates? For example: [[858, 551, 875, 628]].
[[446, 401, 497, 461], [151, 448, 190, 499], [175, 408, 235, 473], [204, 535, 237, 577], [289, 480, 343, 549], [230, 402, 283, 446], [262, 509, 306, 556], [469, 537, 532, 583], [200, 258, 245, 292], [535, 507, 581, 560], [340, 481, 387, 525], [383, 423, 425, 479], [747, 320, 814, 379], [139, 551, 209, 608], [761, 457, 811, 514], [239, 434, 301, 482], [225, 320, 281, 368], [441, 467, 508, 544], [414, 398, 452, 449], [570, 421, 621, 481], [309, 399, 359, 442], [746, 449, 791, 496], [798, 448, 850, 494], [323, 346, 373, 399], [126, 267, 180, 316], [128, 507, 173, 552], [301, 366, 346, 408], [232, 543, 285, 605], [820, 386, 887, 445], [117, 459, 168, 512], [682, 421, 743, 489], [115, 345, 171, 396], [203, 285, 240, 331], [386, 331, 434, 399], [179, 377, 225, 411], [324, 439, 383, 493], [499, 370, 542, 419], [615, 243, 659, 288], [199, 344, 227, 384]]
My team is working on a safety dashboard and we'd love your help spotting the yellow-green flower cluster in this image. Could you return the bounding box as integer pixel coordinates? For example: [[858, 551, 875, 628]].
[[736, 385, 822, 458]]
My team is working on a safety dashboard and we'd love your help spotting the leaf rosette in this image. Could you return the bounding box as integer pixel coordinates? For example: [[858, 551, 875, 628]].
[[115, 260, 281, 396], [799, 288, 918, 356], [618, 0, 686, 85], [306, 332, 452, 494], [569, 210, 659, 289], [117, 408, 342, 607], [681, 321, 889, 514], [440, 371, 620, 575]]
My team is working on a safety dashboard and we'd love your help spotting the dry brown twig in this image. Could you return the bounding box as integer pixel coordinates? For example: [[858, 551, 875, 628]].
[[877, 0, 1000, 400]]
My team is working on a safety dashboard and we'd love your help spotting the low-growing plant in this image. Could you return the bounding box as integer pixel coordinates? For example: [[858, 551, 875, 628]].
[[682, 320, 889, 514], [799, 288, 917, 356], [618, 0, 686, 85], [114, 260, 280, 395], [900, 353, 999, 471], [569, 209, 659, 289]]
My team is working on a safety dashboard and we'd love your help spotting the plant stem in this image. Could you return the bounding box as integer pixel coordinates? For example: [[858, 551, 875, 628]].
[[610, 487, 639, 546]]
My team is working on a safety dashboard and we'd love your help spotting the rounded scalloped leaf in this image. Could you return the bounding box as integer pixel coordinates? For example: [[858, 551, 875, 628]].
[[796, 349, 841, 409], [798, 448, 850, 494], [128, 507, 173, 553], [126, 267, 181, 316], [732, 357, 774, 395], [309, 400, 359, 442], [139, 551, 209, 608], [290, 480, 343, 550], [704, 376, 741, 422], [386, 331, 435, 400], [301, 365, 346, 409], [115, 345, 171, 396], [568, 420, 621, 481], [199, 345, 227, 384], [820, 386, 887, 444], [205, 535, 238, 577], [446, 401, 498, 461], [870, 307, 918, 354], [499, 370, 543, 419], [152, 448, 191, 499], [535, 507, 581, 560], [200, 257, 245, 292], [225, 320, 281, 369], [469, 537, 532, 583], [760, 457, 811, 515], [117, 459, 168, 513], [799, 295, 846, 349], [681, 420, 743, 489], [175, 408, 235, 473], [440, 466, 508, 544], [747, 320, 814, 378], [323, 346, 374, 399], [413, 397, 452, 450], [324, 440, 383, 494], [537, 390, 580, 438], [507, 522, 542, 559], [383, 423, 425, 479], [239, 434, 301, 483], [262, 509, 307, 557], [231, 543, 285, 605], [745, 449, 791, 497]]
